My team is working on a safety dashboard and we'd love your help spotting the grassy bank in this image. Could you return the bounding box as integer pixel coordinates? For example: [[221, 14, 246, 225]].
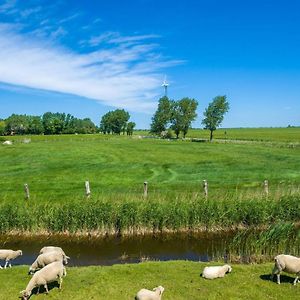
[[0, 195, 299, 235], [1, 261, 300, 299]]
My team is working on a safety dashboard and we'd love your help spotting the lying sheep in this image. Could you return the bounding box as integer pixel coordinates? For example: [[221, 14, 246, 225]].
[[135, 286, 164, 300], [20, 261, 66, 299], [2, 140, 12, 145], [271, 254, 300, 285], [202, 264, 232, 280], [0, 249, 22, 269], [29, 251, 69, 274]]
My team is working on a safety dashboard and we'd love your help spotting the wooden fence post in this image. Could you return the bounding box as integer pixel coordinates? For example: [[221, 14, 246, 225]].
[[24, 183, 30, 200], [143, 181, 148, 198], [263, 179, 269, 196], [203, 180, 208, 198], [85, 180, 91, 198]]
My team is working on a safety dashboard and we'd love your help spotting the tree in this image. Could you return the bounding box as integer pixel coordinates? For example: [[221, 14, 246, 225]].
[[5, 114, 30, 135], [171, 97, 198, 138], [100, 109, 130, 135], [126, 122, 136, 136], [0, 120, 6, 135], [150, 96, 173, 135], [202, 95, 229, 141]]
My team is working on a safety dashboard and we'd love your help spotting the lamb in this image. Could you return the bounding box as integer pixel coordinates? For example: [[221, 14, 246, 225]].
[[135, 286, 164, 300], [202, 264, 232, 280], [29, 251, 69, 274], [20, 261, 66, 299], [0, 249, 22, 269], [271, 254, 300, 285]]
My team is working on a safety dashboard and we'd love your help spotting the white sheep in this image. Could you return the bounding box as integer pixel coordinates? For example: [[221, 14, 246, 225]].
[[39, 246, 66, 256], [2, 140, 12, 145], [20, 261, 66, 299], [29, 251, 69, 274], [135, 286, 164, 300], [271, 254, 300, 285], [0, 249, 22, 269], [202, 264, 232, 280], [39, 246, 69, 260]]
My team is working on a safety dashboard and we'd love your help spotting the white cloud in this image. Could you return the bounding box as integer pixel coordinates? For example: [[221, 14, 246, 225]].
[[0, 24, 181, 113], [0, 0, 16, 13]]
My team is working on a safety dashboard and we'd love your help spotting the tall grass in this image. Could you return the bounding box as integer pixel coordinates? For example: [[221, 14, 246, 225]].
[[0, 194, 300, 235]]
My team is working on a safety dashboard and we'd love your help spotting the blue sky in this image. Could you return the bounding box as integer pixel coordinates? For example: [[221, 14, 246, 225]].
[[0, 0, 299, 128]]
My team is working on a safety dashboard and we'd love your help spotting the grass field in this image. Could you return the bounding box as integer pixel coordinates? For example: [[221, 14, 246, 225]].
[[136, 127, 300, 143], [1, 261, 300, 300], [0, 128, 299, 234], [0, 129, 300, 202]]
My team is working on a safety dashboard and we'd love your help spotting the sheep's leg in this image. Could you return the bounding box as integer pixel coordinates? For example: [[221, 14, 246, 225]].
[[44, 284, 49, 294], [59, 277, 63, 290], [294, 275, 299, 285], [0, 265, 2, 269], [4, 261, 8, 269], [37, 286, 40, 294], [8, 263, 11, 268], [277, 273, 281, 284]]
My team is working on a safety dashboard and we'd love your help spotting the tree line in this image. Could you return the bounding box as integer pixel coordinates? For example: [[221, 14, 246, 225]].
[[0, 95, 229, 140], [150, 95, 229, 140], [0, 112, 97, 135]]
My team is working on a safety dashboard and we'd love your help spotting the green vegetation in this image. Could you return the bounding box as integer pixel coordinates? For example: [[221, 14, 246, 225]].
[[2, 261, 300, 299], [0, 130, 299, 234], [150, 96, 198, 138], [202, 95, 230, 141]]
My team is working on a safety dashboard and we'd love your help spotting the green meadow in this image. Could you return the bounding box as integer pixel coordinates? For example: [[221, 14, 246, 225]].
[[0, 128, 299, 233], [2, 261, 300, 300]]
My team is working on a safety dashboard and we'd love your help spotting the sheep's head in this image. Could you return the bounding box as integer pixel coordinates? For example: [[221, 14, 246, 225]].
[[225, 264, 232, 273], [153, 286, 165, 295], [19, 290, 30, 300], [18, 250, 23, 256], [63, 255, 70, 265]]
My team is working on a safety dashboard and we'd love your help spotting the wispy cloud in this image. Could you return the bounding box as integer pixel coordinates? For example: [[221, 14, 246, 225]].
[[0, 0, 16, 13], [0, 24, 182, 112]]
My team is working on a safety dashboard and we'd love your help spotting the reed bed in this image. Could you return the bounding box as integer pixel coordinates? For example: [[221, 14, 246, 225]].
[[0, 194, 299, 235]]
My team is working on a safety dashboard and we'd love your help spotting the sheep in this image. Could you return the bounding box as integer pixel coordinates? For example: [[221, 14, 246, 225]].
[[202, 264, 232, 280], [29, 251, 69, 274], [39, 246, 69, 261], [135, 286, 164, 300], [39, 246, 66, 256], [2, 140, 12, 145], [271, 254, 300, 285], [0, 249, 22, 269], [20, 261, 66, 299]]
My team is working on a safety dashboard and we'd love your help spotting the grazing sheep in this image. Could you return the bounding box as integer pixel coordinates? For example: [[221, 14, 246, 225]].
[[20, 261, 66, 299], [29, 251, 69, 274], [0, 249, 22, 269], [39, 246, 69, 260], [135, 286, 164, 300], [271, 254, 300, 285], [2, 140, 12, 145], [202, 264, 232, 280]]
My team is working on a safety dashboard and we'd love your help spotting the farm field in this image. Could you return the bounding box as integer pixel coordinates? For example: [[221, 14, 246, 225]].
[[1, 261, 300, 300], [0, 128, 300, 234], [136, 127, 300, 143], [0, 128, 300, 202]]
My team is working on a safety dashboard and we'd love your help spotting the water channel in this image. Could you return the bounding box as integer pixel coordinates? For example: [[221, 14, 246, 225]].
[[0, 232, 234, 267]]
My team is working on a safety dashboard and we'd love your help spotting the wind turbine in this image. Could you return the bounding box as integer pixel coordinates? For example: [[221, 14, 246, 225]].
[[162, 76, 169, 97]]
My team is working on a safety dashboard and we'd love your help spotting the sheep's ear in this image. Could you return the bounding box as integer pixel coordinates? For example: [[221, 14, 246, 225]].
[[66, 256, 70, 259]]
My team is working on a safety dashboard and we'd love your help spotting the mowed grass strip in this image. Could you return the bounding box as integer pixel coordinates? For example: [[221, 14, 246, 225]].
[[0, 132, 300, 202], [1, 261, 300, 300]]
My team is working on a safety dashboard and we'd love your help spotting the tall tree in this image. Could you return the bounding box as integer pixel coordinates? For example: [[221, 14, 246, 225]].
[[171, 97, 198, 138], [100, 109, 130, 135], [150, 96, 173, 135], [126, 122, 136, 136], [202, 95, 229, 141]]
